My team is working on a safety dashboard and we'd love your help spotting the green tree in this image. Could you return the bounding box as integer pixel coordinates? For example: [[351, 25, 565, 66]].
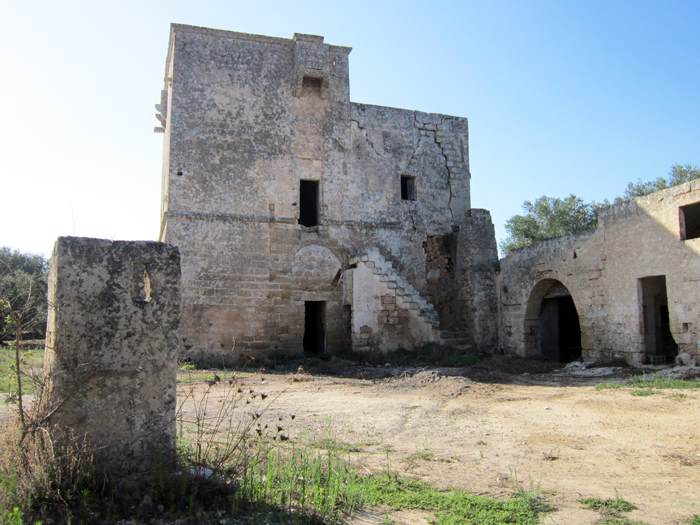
[[0, 247, 48, 428], [0, 247, 48, 342], [624, 163, 700, 198], [502, 164, 700, 254], [500, 195, 601, 254]]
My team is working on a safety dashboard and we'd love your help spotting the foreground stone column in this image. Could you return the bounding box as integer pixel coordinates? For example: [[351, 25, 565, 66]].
[[42, 237, 181, 478]]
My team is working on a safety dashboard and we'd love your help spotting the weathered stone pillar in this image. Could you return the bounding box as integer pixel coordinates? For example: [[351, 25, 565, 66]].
[[457, 210, 500, 352], [42, 237, 180, 478]]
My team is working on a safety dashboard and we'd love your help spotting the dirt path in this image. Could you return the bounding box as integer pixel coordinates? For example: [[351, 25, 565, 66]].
[[179, 364, 700, 524]]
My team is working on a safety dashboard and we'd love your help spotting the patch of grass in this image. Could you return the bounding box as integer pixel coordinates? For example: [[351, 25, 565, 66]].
[[177, 360, 198, 371], [238, 446, 364, 522], [357, 472, 549, 525], [580, 496, 636, 515], [596, 517, 650, 525], [311, 437, 365, 454], [597, 375, 700, 391], [408, 449, 438, 462], [668, 392, 688, 401], [240, 447, 550, 524], [630, 389, 656, 397], [0, 347, 43, 394], [689, 515, 700, 525]]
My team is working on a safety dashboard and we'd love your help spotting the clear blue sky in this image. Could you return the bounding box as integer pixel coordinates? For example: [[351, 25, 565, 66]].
[[2, 0, 699, 255]]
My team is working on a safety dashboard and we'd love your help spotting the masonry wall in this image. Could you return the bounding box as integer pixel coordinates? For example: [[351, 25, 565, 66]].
[[158, 24, 496, 360], [42, 237, 180, 477], [499, 181, 700, 365]]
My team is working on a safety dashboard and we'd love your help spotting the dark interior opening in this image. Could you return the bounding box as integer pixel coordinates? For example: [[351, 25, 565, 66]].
[[304, 301, 325, 354], [679, 202, 700, 240], [301, 76, 322, 96], [539, 293, 582, 363], [401, 175, 416, 201], [640, 275, 677, 362], [299, 180, 319, 227]]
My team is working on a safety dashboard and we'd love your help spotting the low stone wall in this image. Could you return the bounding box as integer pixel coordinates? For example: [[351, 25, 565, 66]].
[[42, 237, 181, 477]]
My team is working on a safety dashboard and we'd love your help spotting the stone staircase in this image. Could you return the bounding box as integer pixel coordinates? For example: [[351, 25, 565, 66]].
[[349, 248, 475, 351], [349, 248, 441, 341]]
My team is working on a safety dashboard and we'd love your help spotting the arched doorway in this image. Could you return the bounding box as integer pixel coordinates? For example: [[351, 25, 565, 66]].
[[524, 279, 582, 362]]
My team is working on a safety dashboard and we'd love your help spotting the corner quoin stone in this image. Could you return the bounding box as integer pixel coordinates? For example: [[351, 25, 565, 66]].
[[42, 237, 181, 477]]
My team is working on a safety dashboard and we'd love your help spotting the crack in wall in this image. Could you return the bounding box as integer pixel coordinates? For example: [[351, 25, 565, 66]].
[[432, 129, 455, 223], [409, 113, 457, 223], [350, 118, 383, 158]]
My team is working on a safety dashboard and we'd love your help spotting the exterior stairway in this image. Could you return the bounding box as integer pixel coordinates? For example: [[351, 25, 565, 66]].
[[349, 248, 442, 343]]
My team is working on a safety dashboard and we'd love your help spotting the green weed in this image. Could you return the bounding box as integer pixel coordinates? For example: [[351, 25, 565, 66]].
[[408, 449, 438, 462], [580, 496, 636, 515], [630, 389, 656, 397], [357, 472, 549, 525], [0, 507, 28, 525], [311, 437, 364, 454], [238, 446, 550, 524], [597, 375, 700, 391], [668, 392, 689, 401], [595, 517, 649, 525]]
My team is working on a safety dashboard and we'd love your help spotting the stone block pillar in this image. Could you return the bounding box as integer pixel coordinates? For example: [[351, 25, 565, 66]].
[[42, 237, 181, 477]]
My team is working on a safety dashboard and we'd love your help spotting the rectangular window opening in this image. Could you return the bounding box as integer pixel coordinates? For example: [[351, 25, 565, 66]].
[[401, 175, 416, 201], [301, 76, 322, 96], [679, 202, 700, 240], [299, 180, 319, 227]]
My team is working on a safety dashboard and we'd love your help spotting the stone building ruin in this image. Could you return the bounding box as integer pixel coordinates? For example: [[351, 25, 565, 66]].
[[499, 181, 700, 366], [154, 23, 699, 367], [156, 24, 499, 361]]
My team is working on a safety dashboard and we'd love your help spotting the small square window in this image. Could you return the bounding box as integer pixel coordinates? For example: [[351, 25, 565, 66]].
[[301, 76, 322, 96], [679, 202, 700, 240], [401, 175, 416, 201]]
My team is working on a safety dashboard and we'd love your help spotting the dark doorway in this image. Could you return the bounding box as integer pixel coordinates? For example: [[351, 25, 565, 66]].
[[304, 301, 325, 354], [538, 290, 582, 363], [299, 180, 319, 227], [640, 276, 677, 362]]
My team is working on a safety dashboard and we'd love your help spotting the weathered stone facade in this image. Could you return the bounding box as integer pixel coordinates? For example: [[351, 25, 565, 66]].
[[499, 182, 700, 365], [43, 237, 180, 475], [157, 24, 499, 360]]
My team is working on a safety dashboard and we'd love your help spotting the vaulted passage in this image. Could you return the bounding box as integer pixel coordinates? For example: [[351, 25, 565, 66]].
[[304, 301, 325, 354], [525, 280, 582, 362], [639, 276, 677, 363]]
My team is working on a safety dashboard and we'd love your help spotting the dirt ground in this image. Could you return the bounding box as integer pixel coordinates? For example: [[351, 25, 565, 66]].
[[179, 357, 700, 525]]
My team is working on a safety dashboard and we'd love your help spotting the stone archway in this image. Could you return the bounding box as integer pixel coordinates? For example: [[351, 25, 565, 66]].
[[524, 279, 582, 362]]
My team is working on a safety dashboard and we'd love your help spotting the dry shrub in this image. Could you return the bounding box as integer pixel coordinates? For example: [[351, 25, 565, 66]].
[[0, 368, 284, 523], [0, 417, 98, 522], [176, 373, 283, 479]]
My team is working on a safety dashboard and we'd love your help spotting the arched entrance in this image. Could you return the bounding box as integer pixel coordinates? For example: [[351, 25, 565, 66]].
[[524, 279, 582, 362]]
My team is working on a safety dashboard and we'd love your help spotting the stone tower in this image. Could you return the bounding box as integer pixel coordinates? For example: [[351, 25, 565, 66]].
[[156, 24, 498, 361]]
